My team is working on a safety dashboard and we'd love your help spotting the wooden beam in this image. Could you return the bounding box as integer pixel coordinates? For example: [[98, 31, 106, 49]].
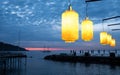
[[112, 29, 120, 31], [85, 0, 102, 2], [108, 23, 120, 26], [103, 16, 120, 21]]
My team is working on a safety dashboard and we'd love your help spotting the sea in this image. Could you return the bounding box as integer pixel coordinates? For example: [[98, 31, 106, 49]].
[[1, 50, 120, 75]]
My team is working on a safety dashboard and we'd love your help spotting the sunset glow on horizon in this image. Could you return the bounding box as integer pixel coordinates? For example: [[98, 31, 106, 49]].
[[25, 47, 67, 51]]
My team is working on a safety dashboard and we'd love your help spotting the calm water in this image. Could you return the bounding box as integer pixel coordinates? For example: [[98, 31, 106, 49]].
[[1, 51, 120, 75]]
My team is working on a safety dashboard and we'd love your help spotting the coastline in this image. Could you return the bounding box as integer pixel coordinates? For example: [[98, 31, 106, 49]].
[[44, 52, 120, 66]]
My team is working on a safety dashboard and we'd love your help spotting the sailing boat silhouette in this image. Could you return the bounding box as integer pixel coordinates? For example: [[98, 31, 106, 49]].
[[42, 46, 51, 53]]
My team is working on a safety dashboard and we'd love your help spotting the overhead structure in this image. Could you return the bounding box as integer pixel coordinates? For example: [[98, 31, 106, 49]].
[[108, 23, 120, 26], [112, 29, 120, 31], [85, 0, 102, 2]]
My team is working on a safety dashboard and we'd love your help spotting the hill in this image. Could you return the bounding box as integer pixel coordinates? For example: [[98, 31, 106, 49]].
[[0, 42, 27, 51]]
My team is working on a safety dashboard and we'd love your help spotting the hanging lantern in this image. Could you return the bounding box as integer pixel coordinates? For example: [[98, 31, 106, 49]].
[[61, 5, 79, 43], [107, 33, 112, 45], [100, 31, 108, 45], [81, 17, 93, 41], [110, 38, 116, 47]]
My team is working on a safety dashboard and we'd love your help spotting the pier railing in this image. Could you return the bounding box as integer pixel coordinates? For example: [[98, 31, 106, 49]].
[[0, 52, 27, 74]]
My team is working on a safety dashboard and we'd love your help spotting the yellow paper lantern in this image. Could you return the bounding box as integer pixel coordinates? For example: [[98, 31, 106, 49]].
[[100, 31, 108, 45], [81, 17, 93, 41], [110, 38, 116, 47], [61, 5, 79, 43], [107, 33, 112, 44]]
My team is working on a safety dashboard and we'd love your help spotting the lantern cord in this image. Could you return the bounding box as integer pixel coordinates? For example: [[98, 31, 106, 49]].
[[68, 0, 71, 6], [85, 2, 88, 17], [107, 25, 111, 34], [102, 20, 104, 31], [68, 0, 70, 4], [68, 0, 72, 10], [85, 0, 101, 17]]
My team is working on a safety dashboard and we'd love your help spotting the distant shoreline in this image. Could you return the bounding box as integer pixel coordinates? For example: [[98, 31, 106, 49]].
[[44, 53, 120, 66]]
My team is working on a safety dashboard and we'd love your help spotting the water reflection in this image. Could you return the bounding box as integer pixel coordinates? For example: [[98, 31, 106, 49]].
[[0, 52, 27, 75], [1, 51, 120, 75]]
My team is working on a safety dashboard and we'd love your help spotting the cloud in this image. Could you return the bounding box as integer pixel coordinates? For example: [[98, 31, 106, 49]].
[[46, 2, 55, 6], [52, 25, 61, 31], [0, 0, 120, 50], [2, 1, 9, 4]]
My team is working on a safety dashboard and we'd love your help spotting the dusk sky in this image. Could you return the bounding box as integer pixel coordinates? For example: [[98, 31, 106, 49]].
[[0, 0, 120, 50]]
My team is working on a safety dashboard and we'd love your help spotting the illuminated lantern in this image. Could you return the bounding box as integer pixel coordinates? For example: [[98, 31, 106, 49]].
[[110, 38, 116, 47], [107, 33, 112, 44], [81, 17, 93, 41], [61, 5, 79, 43], [100, 31, 108, 45]]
